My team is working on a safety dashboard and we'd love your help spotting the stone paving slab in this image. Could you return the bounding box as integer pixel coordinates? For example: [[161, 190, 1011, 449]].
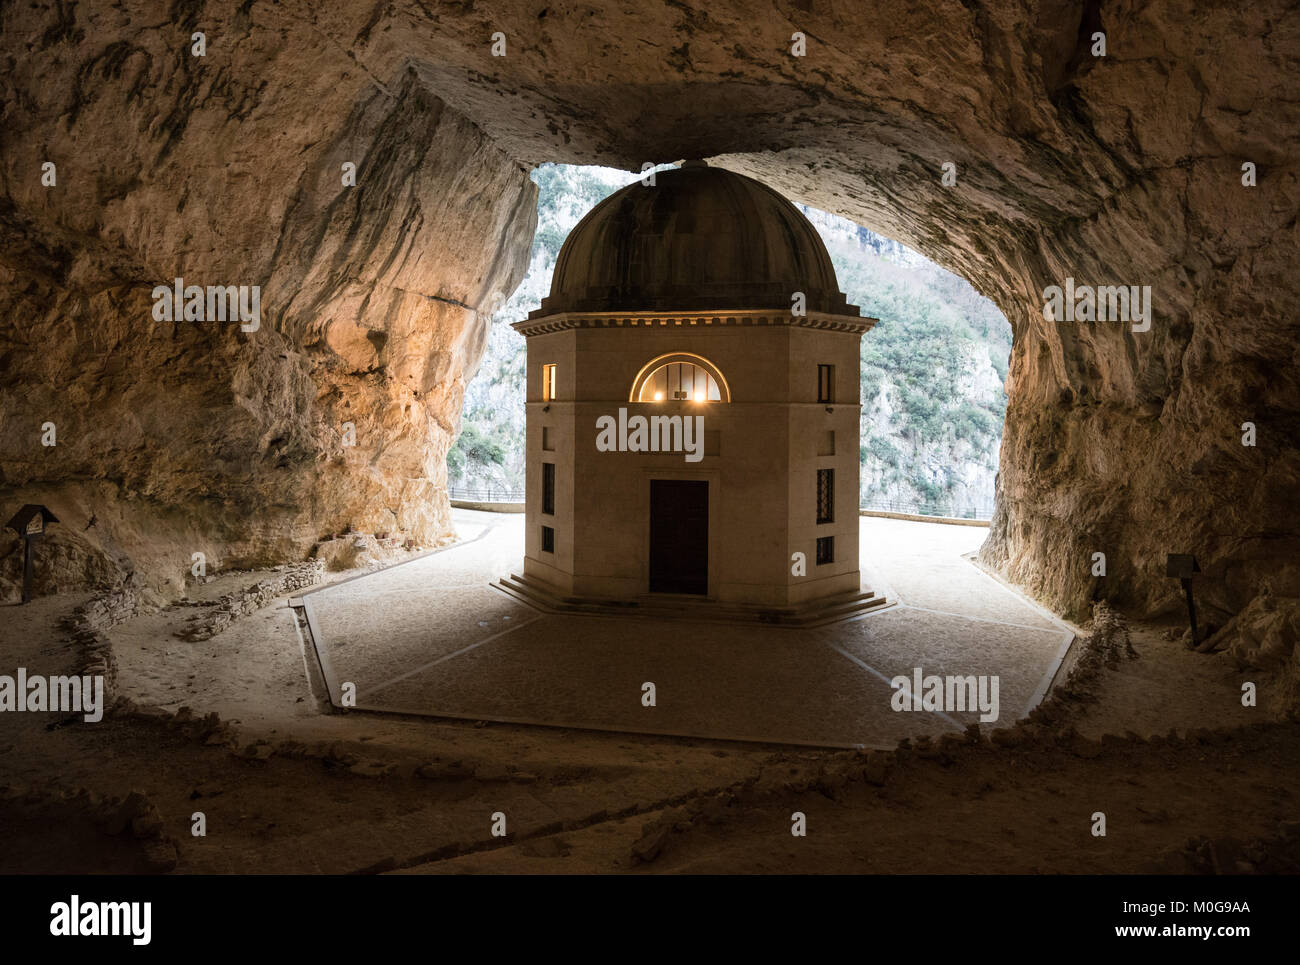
[[367, 613, 956, 747], [857, 518, 1062, 631], [823, 607, 1069, 725], [300, 511, 1074, 748]]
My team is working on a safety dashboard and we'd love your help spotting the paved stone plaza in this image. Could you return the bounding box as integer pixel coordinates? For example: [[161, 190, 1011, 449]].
[[296, 511, 1073, 748]]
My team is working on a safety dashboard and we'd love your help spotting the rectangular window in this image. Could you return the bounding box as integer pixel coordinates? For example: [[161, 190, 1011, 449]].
[[816, 468, 834, 524], [542, 363, 557, 402], [816, 536, 834, 565], [542, 462, 555, 515], [817, 364, 835, 404], [541, 525, 555, 554]]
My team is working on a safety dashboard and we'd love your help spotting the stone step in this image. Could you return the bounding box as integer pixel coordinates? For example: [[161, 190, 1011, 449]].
[[494, 574, 890, 628]]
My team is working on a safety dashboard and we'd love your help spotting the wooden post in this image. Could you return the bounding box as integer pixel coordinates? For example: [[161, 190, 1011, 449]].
[[22, 534, 34, 604], [6, 505, 59, 605], [1180, 576, 1199, 644], [1166, 553, 1201, 646]]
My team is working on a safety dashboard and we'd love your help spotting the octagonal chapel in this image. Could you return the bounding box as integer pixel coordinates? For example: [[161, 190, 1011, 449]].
[[510, 161, 881, 619]]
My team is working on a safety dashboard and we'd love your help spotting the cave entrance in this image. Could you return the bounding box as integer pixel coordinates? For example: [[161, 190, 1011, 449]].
[[449, 163, 1010, 527]]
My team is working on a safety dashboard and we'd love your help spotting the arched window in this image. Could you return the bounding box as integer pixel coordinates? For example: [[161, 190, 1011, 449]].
[[630, 353, 730, 403]]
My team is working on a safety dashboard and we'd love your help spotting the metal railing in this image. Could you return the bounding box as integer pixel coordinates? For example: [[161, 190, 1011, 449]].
[[861, 499, 994, 521], [450, 486, 993, 519], [449, 486, 525, 502]]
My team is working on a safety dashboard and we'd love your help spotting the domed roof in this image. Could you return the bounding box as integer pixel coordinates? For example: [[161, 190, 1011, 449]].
[[529, 162, 859, 318]]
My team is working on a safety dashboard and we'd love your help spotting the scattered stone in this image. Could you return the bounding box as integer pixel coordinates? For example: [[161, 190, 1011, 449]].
[[176, 561, 325, 641], [130, 705, 172, 722], [1069, 735, 1103, 759], [1208, 838, 1245, 875], [862, 752, 891, 786], [815, 766, 848, 795], [326, 744, 359, 767], [473, 763, 511, 782], [140, 838, 178, 873], [630, 825, 670, 864], [97, 804, 130, 837], [938, 732, 967, 757], [131, 812, 164, 839], [417, 761, 473, 780], [519, 837, 571, 859], [120, 791, 152, 820], [349, 760, 394, 778], [990, 727, 1022, 748], [695, 795, 732, 826]]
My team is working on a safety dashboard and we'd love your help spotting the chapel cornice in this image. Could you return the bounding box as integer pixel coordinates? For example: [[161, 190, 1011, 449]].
[[511, 309, 877, 337]]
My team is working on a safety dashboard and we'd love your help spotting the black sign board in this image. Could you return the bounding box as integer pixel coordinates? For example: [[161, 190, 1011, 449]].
[[5, 504, 59, 604], [1165, 553, 1200, 580]]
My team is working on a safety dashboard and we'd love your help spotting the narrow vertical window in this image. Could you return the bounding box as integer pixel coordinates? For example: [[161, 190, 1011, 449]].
[[542, 363, 557, 401], [817, 364, 835, 404], [817, 468, 834, 524], [542, 462, 555, 515], [816, 536, 835, 565], [541, 525, 555, 553]]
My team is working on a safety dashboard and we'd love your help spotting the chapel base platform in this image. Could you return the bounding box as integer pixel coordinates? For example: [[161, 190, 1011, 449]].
[[494, 571, 891, 627]]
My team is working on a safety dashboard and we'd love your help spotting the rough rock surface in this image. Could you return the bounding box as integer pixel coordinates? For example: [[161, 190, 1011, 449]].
[[1, 2, 536, 600], [1, 2, 1297, 648]]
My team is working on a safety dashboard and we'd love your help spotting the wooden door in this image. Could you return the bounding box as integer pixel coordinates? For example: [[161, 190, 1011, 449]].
[[649, 480, 709, 595]]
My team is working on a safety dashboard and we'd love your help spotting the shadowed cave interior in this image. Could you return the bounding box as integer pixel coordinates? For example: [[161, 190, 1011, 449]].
[[0, 0, 1297, 876]]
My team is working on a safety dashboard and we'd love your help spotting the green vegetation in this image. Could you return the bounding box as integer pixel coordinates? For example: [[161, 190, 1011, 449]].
[[450, 164, 1011, 516], [446, 423, 507, 478]]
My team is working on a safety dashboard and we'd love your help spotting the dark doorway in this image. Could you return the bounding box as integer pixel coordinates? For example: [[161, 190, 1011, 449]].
[[649, 480, 708, 595]]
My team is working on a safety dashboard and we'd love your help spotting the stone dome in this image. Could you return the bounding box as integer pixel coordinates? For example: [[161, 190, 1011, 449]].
[[529, 161, 859, 318]]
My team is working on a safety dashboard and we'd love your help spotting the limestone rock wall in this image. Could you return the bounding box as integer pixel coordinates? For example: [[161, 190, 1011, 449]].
[[0, 3, 536, 600]]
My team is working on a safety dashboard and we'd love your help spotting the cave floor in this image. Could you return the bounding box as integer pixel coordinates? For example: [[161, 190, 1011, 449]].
[[0, 514, 1286, 875], [295, 512, 1074, 748]]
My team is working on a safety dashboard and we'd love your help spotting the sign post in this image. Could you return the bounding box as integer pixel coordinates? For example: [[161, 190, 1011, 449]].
[[5, 505, 60, 604], [1165, 553, 1201, 645]]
